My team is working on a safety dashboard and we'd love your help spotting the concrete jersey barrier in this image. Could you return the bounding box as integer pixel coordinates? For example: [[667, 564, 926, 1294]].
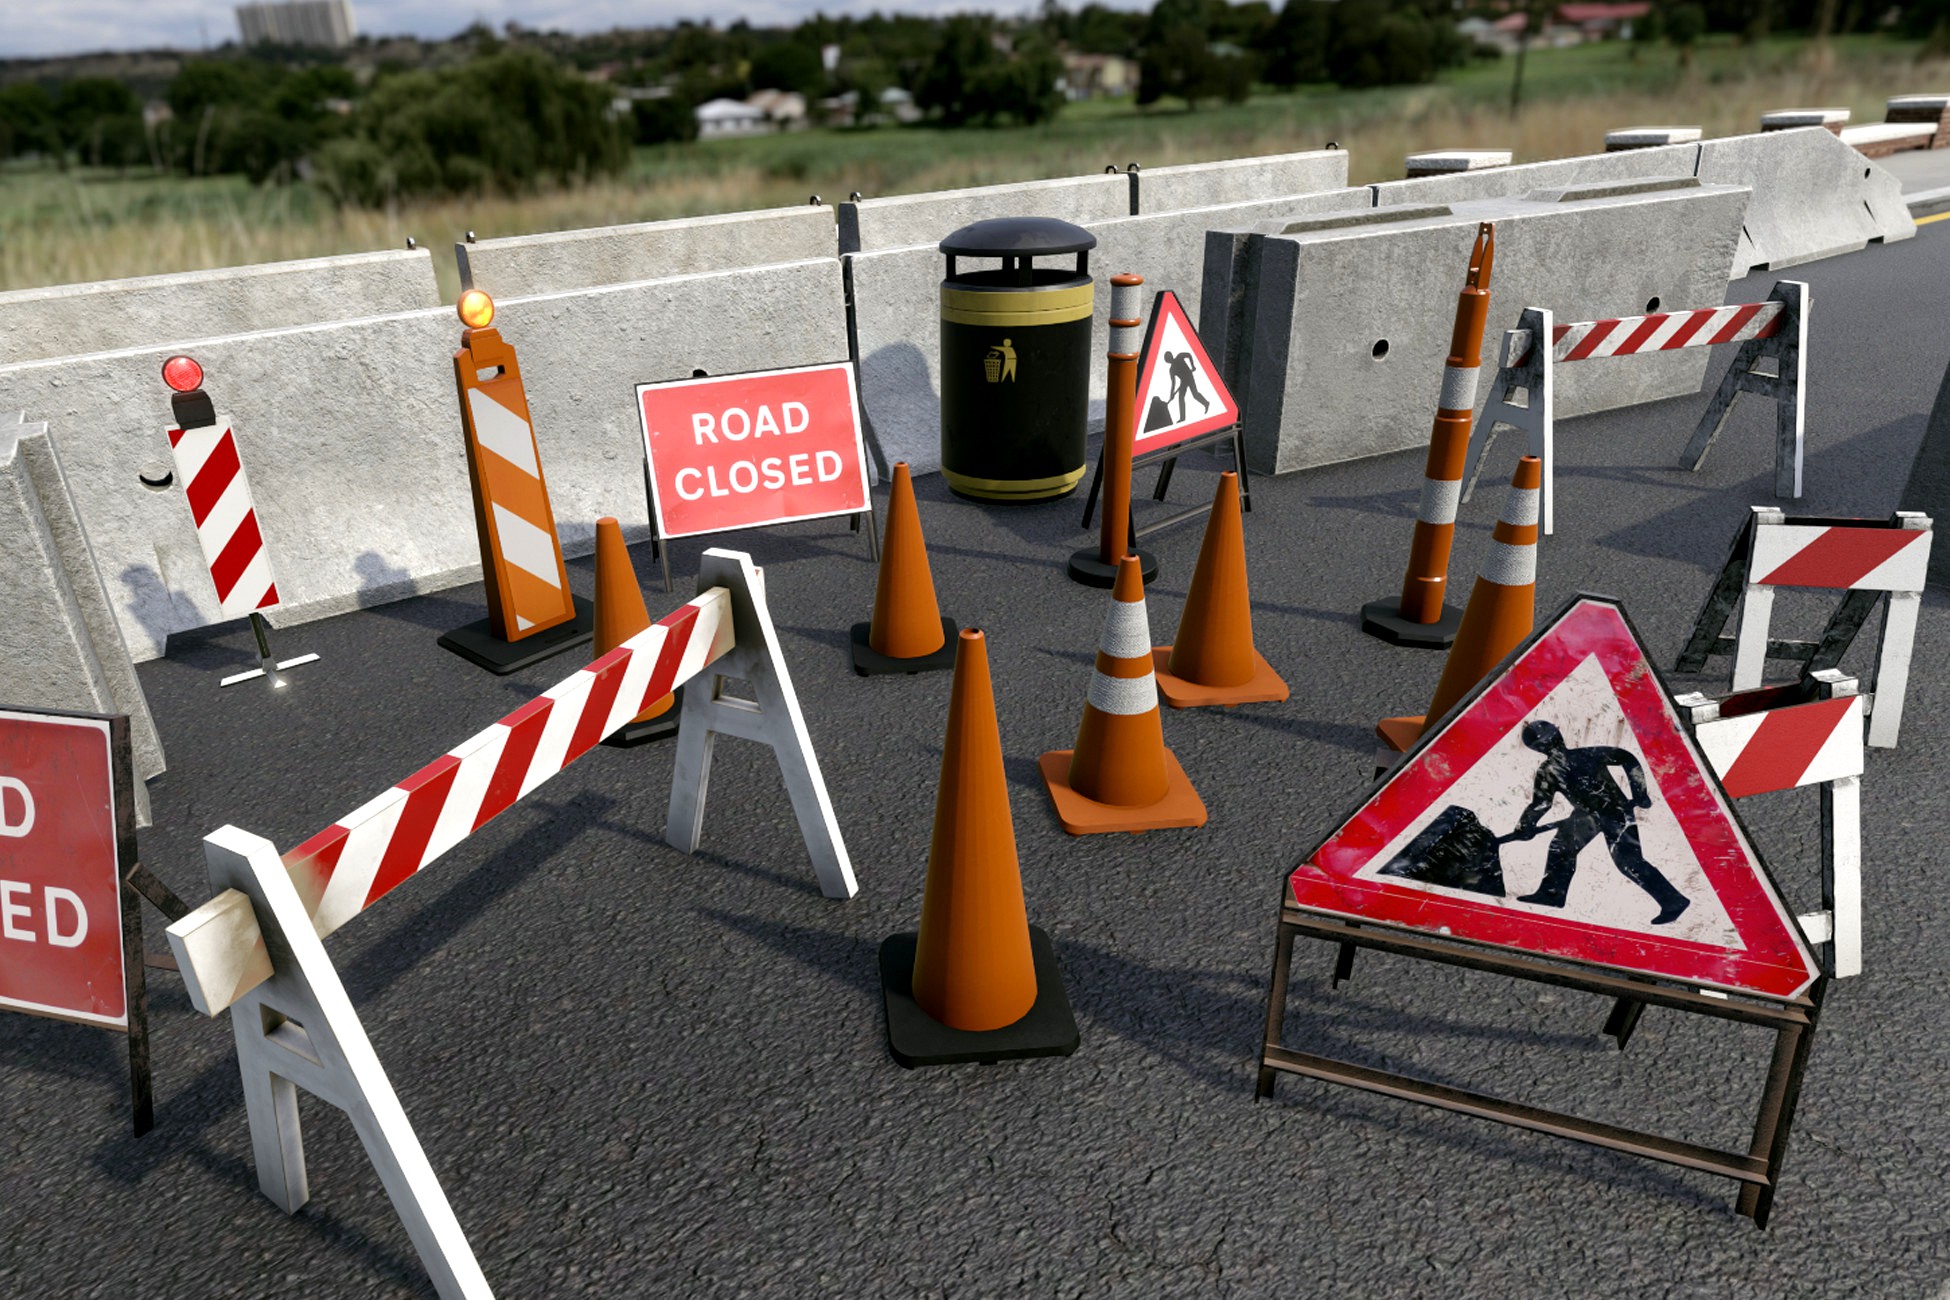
[[0, 249, 443, 366], [457, 205, 839, 297], [1131, 151, 1350, 214], [0, 258, 848, 662], [1694, 127, 1913, 275], [848, 188, 1373, 476], [1225, 180, 1750, 476], [838, 173, 1130, 254]]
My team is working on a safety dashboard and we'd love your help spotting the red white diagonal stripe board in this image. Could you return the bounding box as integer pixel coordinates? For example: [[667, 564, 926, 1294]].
[[1694, 696, 1863, 799], [1550, 300, 1782, 362], [1751, 522, 1932, 592], [283, 587, 735, 939], [167, 417, 279, 618]]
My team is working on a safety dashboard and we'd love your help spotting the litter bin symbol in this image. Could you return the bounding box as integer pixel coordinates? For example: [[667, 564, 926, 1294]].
[[940, 217, 1095, 503]]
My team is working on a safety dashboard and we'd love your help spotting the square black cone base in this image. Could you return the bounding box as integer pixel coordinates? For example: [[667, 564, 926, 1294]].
[[438, 596, 595, 675], [880, 926, 1079, 1069], [850, 618, 959, 676], [1067, 547, 1158, 588], [602, 685, 684, 748], [1360, 597, 1461, 649]]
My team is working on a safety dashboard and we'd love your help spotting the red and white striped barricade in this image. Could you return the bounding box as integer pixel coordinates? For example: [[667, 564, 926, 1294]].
[[162, 548, 853, 1300], [1681, 671, 1866, 977], [161, 354, 318, 688], [1464, 281, 1808, 535], [1676, 508, 1932, 749]]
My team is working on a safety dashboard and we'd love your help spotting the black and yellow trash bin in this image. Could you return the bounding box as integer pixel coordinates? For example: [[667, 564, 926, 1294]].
[[939, 217, 1097, 503]]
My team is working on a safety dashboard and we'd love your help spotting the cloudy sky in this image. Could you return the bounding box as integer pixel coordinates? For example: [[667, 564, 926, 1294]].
[[4, 0, 1086, 59]]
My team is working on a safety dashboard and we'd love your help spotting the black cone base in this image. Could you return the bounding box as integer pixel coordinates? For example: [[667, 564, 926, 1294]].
[[438, 596, 595, 675], [880, 926, 1080, 1069], [601, 684, 684, 748], [1068, 547, 1158, 588], [850, 618, 959, 676], [1360, 597, 1462, 649]]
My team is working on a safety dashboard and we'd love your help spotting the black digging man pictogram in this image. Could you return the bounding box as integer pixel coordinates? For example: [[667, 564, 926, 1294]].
[[1163, 349, 1210, 422], [1508, 720, 1691, 925]]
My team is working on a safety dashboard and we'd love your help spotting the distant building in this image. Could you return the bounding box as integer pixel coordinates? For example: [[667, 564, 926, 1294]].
[[747, 88, 809, 131], [1060, 52, 1134, 101], [695, 98, 770, 139], [235, 0, 357, 49]]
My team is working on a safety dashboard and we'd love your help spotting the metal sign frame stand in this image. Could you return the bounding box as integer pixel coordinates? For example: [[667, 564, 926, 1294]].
[[1258, 908, 1825, 1228], [640, 453, 877, 594], [1078, 422, 1252, 540]]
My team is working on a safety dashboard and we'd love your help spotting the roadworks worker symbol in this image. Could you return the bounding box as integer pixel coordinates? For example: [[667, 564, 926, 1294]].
[[1290, 595, 1820, 1000], [985, 338, 1017, 383], [1131, 291, 1239, 456]]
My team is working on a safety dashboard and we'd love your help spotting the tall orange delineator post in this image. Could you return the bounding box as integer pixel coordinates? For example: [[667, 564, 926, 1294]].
[[1377, 454, 1542, 760], [1068, 274, 1159, 588], [592, 516, 681, 746], [851, 462, 959, 676], [879, 629, 1079, 1067], [437, 288, 595, 674], [1362, 223, 1496, 649]]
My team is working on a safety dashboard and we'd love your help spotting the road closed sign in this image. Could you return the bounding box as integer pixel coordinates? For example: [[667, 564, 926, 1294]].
[[0, 709, 129, 1028], [637, 362, 872, 540]]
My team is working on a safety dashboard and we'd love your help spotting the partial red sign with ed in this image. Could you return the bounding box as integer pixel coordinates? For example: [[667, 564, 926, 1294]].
[[637, 362, 872, 541], [0, 711, 126, 1027]]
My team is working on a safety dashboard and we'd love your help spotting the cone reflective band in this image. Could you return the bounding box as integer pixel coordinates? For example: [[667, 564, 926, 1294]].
[[166, 410, 280, 620], [452, 311, 575, 642], [1363, 223, 1494, 648], [1428, 453, 1541, 724]]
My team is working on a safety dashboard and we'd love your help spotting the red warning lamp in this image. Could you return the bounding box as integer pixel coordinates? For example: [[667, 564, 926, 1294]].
[[162, 355, 204, 393]]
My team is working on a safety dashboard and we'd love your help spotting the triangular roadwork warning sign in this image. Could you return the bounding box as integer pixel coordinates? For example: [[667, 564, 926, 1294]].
[[1290, 595, 1819, 1000], [1131, 291, 1239, 457]]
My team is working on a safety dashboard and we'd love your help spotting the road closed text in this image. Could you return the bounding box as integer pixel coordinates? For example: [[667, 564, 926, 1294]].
[[639, 363, 871, 539], [0, 713, 127, 1026]]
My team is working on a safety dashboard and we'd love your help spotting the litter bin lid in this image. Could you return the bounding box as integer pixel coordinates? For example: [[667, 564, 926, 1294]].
[[939, 217, 1098, 258]]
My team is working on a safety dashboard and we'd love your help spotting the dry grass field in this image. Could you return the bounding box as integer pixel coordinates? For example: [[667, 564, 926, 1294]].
[[3, 34, 1944, 302]]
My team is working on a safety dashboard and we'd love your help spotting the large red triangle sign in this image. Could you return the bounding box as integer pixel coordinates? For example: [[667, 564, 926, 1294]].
[[1131, 290, 1239, 457], [1291, 596, 1819, 1000]]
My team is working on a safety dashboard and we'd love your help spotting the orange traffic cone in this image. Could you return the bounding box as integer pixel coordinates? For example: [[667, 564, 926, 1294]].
[[880, 629, 1079, 1068], [1152, 472, 1288, 708], [1376, 454, 1542, 759], [593, 516, 681, 747], [1040, 556, 1208, 834], [851, 462, 958, 676]]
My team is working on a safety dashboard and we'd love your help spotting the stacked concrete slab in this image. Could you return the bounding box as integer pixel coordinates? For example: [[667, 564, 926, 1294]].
[[0, 414, 164, 824], [1213, 179, 1751, 476], [1130, 150, 1349, 214], [457, 205, 839, 297], [0, 249, 442, 365], [0, 258, 848, 663], [849, 187, 1372, 475]]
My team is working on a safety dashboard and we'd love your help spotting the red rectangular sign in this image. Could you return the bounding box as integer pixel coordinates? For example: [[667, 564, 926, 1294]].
[[0, 710, 128, 1028], [637, 362, 872, 541]]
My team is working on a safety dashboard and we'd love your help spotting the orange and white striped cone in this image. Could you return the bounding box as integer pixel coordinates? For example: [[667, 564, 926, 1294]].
[[879, 629, 1079, 1067], [592, 517, 681, 747], [850, 462, 958, 676], [1040, 555, 1207, 834], [1152, 472, 1288, 707], [437, 288, 595, 675], [1377, 454, 1541, 759], [1362, 222, 1495, 650]]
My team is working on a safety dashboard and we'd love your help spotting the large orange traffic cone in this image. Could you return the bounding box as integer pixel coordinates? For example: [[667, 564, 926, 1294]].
[[1376, 455, 1541, 758], [851, 462, 958, 676], [1040, 556, 1208, 834], [1152, 472, 1288, 708], [880, 629, 1079, 1068], [593, 516, 681, 747]]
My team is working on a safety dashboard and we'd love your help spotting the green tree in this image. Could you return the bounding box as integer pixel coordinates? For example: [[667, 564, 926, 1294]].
[[1666, 3, 1707, 67], [915, 16, 999, 126], [750, 40, 825, 95], [1265, 1, 1332, 88], [0, 83, 61, 160], [54, 78, 146, 168]]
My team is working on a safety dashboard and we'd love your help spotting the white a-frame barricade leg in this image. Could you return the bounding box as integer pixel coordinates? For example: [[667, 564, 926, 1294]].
[[1683, 671, 1866, 978], [1462, 308, 1556, 534], [1679, 281, 1808, 499], [165, 547, 854, 1297], [667, 548, 857, 900], [201, 826, 494, 1299]]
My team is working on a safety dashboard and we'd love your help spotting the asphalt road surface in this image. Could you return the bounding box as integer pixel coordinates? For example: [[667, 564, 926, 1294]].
[[4, 223, 1946, 1300]]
